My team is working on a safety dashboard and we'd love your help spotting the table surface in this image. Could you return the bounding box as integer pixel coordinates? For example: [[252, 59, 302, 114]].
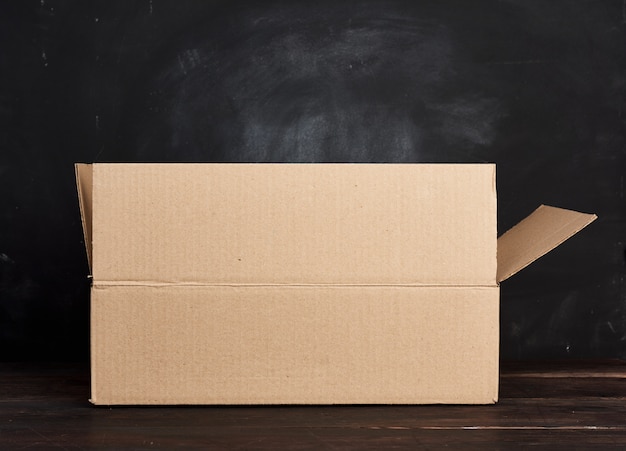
[[1, 361, 625, 449]]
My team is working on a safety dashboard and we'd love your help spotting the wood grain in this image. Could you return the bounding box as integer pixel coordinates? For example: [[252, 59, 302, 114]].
[[1, 362, 625, 449]]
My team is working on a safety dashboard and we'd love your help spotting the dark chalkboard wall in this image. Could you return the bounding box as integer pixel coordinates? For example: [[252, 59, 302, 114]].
[[1, 0, 624, 361]]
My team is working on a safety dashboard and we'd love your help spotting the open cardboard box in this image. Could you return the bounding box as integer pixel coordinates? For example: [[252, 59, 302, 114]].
[[75, 163, 596, 405]]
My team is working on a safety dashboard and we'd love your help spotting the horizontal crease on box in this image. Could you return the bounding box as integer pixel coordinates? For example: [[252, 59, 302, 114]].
[[91, 281, 498, 288]]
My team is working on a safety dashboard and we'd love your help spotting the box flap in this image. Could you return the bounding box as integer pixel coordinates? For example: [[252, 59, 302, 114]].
[[74, 163, 93, 272], [90, 163, 497, 286], [497, 205, 597, 283]]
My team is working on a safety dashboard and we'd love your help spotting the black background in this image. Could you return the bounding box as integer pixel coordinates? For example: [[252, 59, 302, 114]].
[[1, 0, 624, 361]]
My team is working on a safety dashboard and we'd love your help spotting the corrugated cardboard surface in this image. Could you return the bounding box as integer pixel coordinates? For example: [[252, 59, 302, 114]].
[[91, 163, 497, 286], [74, 164, 93, 269], [497, 205, 598, 282], [91, 285, 499, 405], [78, 163, 506, 405]]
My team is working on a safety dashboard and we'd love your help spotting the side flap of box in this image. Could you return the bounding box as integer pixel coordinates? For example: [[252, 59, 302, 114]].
[[497, 205, 597, 283], [75, 163, 93, 272]]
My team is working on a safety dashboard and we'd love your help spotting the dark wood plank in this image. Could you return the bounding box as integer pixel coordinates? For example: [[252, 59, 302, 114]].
[[1, 362, 625, 449]]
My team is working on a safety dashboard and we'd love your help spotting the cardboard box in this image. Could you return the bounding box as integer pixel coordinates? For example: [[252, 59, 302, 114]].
[[75, 163, 596, 405]]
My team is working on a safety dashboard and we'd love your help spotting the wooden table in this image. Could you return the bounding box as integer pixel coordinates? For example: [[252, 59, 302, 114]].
[[1, 362, 625, 449]]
